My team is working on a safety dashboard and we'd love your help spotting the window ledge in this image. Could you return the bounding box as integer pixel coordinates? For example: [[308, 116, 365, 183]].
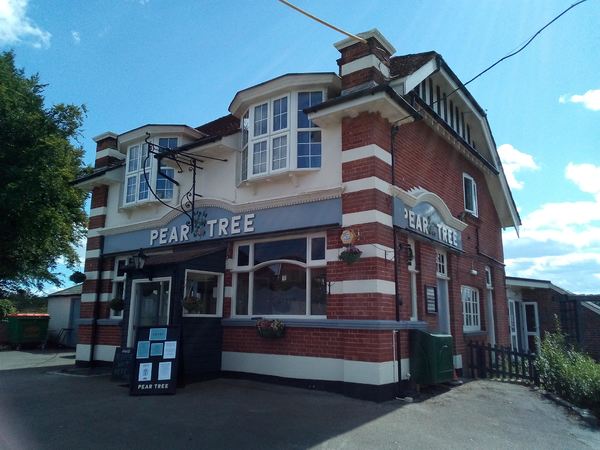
[[463, 330, 486, 337], [119, 197, 177, 211], [240, 168, 320, 188], [222, 318, 429, 330]]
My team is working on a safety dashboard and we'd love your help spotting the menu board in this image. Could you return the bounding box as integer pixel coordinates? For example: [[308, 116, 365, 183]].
[[111, 347, 134, 384], [425, 286, 438, 314], [130, 325, 180, 396]]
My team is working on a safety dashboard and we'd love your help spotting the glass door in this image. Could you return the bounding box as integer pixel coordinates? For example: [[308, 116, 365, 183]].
[[128, 279, 171, 347], [522, 302, 540, 353]]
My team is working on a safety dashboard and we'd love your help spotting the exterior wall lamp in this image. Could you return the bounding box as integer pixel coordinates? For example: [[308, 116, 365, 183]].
[[129, 248, 147, 270]]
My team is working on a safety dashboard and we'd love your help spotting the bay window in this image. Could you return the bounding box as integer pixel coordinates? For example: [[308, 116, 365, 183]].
[[240, 91, 323, 182], [233, 235, 327, 317], [124, 138, 177, 205]]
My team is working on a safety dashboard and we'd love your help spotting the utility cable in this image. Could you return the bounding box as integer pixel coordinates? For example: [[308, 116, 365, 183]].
[[390, 0, 589, 125]]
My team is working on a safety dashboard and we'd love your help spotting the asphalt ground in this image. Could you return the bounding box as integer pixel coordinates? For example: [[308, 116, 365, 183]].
[[0, 350, 598, 450]]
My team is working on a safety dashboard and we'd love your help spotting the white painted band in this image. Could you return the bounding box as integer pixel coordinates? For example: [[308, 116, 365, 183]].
[[340, 54, 390, 78], [95, 148, 125, 161], [344, 177, 391, 194], [76, 344, 117, 362], [222, 351, 401, 385], [90, 207, 108, 216], [342, 144, 392, 165], [329, 279, 396, 296], [342, 210, 393, 227], [85, 249, 101, 258], [81, 293, 113, 303], [326, 243, 394, 262]]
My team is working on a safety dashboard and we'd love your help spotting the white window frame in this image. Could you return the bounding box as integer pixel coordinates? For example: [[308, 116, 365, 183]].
[[463, 173, 478, 216], [231, 233, 327, 318], [485, 266, 493, 289], [182, 270, 224, 318], [461, 286, 481, 333], [127, 277, 172, 347], [436, 250, 448, 278], [109, 257, 128, 319], [407, 238, 418, 321], [240, 90, 324, 183], [123, 137, 178, 206]]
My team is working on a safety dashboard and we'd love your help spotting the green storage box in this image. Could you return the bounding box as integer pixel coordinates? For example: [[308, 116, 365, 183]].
[[410, 329, 454, 385], [7, 314, 50, 348]]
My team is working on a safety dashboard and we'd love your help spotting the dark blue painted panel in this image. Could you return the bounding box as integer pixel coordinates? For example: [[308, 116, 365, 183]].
[[104, 198, 342, 253]]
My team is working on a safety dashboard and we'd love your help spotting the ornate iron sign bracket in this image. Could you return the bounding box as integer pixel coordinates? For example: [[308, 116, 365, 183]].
[[142, 133, 227, 232]]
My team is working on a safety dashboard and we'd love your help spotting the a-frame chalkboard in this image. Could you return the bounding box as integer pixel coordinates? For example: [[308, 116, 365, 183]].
[[130, 325, 181, 396]]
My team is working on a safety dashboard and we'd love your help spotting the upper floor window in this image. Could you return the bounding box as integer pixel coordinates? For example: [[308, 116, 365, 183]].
[[124, 138, 177, 205], [436, 250, 447, 277], [463, 173, 478, 216], [240, 91, 323, 182]]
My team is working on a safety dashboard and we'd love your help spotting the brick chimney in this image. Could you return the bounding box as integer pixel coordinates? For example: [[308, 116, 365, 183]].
[[93, 132, 122, 168], [334, 29, 396, 94]]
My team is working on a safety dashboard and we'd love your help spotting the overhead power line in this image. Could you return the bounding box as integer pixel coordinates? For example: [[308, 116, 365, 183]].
[[278, 0, 367, 44]]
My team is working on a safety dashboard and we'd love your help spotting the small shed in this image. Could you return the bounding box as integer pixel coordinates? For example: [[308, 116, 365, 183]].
[[46, 284, 81, 347]]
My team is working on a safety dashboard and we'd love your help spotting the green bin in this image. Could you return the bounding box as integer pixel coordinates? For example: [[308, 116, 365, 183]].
[[410, 329, 454, 385], [7, 314, 50, 349]]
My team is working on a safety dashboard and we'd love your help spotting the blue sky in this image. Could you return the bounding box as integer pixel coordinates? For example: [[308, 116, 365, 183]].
[[1, 0, 599, 294]]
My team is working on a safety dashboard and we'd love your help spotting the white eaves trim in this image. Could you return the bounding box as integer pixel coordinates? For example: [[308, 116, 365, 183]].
[[334, 28, 396, 55], [505, 277, 571, 295], [582, 302, 600, 316], [309, 91, 415, 128], [402, 58, 438, 94], [229, 73, 340, 117]]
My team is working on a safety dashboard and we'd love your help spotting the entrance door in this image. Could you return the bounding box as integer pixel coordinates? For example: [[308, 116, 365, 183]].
[[128, 279, 171, 347], [521, 302, 540, 353]]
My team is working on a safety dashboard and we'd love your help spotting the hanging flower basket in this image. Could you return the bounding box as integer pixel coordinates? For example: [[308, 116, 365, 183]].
[[256, 319, 285, 338], [338, 245, 362, 264], [109, 297, 125, 312], [182, 296, 202, 314]]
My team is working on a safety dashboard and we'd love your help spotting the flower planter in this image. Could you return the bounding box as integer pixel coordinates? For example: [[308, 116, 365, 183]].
[[256, 319, 286, 339], [338, 246, 362, 264]]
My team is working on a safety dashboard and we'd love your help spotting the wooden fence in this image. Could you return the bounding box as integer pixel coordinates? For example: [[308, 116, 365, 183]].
[[468, 341, 539, 385]]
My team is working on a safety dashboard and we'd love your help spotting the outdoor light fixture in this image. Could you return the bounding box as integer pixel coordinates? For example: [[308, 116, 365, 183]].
[[129, 248, 147, 270]]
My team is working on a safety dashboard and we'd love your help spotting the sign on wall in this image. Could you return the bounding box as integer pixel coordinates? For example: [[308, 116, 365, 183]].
[[425, 285, 438, 314], [130, 325, 181, 396], [393, 198, 463, 251], [104, 198, 342, 254]]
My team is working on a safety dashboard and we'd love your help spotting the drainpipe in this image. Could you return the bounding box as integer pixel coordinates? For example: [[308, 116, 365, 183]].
[[390, 125, 403, 391], [89, 245, 104, 368]]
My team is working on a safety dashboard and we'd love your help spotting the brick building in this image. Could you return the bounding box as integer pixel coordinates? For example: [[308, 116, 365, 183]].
[[506, 276, 600, 360], [74, 29, 520, 400]]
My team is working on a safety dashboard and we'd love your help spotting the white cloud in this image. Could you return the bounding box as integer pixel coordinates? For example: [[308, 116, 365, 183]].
[[503, 161, 600, 293], [71, 30, 80, 44], [497, 144, 539, 190], [0, 0, 51, 48], [559, 89, 600, 111], [565, 162, 600, 201]]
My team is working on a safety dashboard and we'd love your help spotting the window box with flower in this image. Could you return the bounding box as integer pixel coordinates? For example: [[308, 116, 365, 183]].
[[338, 245, 362, 264], [256, 319, 286, 338]]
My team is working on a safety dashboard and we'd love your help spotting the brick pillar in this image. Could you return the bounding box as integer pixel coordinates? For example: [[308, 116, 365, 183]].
[[334, 29, 395, 93]]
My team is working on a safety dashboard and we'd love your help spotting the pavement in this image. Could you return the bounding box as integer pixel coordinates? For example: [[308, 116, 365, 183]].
[[0, 350, 598, 450]]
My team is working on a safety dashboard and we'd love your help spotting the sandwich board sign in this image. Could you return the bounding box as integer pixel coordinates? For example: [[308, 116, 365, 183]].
[[130, 325, 180, 396]]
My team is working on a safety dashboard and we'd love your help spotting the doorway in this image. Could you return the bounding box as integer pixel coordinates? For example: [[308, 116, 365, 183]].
[[508, 299, 540, 353], [127, 278, 171, 347]]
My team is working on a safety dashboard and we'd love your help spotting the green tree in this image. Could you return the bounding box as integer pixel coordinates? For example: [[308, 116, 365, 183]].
[[0, 51, 89, 295]]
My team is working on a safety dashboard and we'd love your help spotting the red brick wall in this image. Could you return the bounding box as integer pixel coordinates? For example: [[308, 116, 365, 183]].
[[78, 324, 121, 346], [223, 327, 395, 362]]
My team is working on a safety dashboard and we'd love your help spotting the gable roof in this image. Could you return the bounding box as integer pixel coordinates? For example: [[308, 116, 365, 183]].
[[47, 284, 82, 298], [196, 114, 240, 137], [390, 51, 437, 78]]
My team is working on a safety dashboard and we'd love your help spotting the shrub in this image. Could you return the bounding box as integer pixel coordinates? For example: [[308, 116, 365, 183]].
[[0, 299, 16, 319], [536, 321, 600, 413]]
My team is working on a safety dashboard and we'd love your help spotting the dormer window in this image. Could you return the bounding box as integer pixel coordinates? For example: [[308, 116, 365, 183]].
[[463, 173, 478, 216], [124, 138, 177, 206], [240, 90, 323, 183]]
